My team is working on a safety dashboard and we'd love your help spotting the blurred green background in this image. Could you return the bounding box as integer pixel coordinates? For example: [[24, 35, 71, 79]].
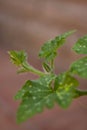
[[0, 0, 87, 130]]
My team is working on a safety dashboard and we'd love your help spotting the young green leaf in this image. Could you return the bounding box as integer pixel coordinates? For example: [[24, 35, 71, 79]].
[[54, 72, 79, 90], [70, 56, 87, 78], [54, 73, 79, 108], [15, 80, 31, 100], [72, 35, 87, 54], [8, 51, 27, 66], [39, 30, 76, 62], [15, 74, 56, 100], [17, 92, 56, 123], [9, 50, 44, 76], [16, 75, 56, 123], [16, 73, 79, 123]]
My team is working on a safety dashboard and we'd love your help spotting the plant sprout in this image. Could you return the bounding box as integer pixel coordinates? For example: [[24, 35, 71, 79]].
[[9, 30, 87, 123]]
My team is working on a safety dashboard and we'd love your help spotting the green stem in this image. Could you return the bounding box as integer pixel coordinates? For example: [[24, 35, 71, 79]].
[[22, 62, 45, 76], [50, 60, 54, 73], [75, 89, 87, 98]]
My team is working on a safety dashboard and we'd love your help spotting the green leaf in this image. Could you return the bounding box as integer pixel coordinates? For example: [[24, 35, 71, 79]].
[[8, 31, 87, 124], [54, 73, 79, 108], [16, 75, 56, 123], [15, 80, 31, 100], [17, 92, 56, 123], [15, 74, 56, 100], [39, 30, 76, 62], [72, 35, 87, 54], [9, 50, 45, 76], [70, 56, 87, 78], [9, 50, 27, 66], [16, 73, 79, 123]]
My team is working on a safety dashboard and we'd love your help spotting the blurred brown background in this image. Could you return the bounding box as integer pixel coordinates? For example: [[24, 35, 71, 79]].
[[0, 0, 87, 130]]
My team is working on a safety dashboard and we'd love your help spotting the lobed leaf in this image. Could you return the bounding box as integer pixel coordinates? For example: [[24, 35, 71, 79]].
[[16, 75, 56, 123], [16, 73, 78, 122], [15, 80, 31, 100], [54, 73, 79, 108], [17, 92, 56, 123], [39, 30, 76, 62], [70, 56, 87, 78], [72, 35, 87, 54], [16, 73, 79, 123], [15, 74, 56, 100]]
